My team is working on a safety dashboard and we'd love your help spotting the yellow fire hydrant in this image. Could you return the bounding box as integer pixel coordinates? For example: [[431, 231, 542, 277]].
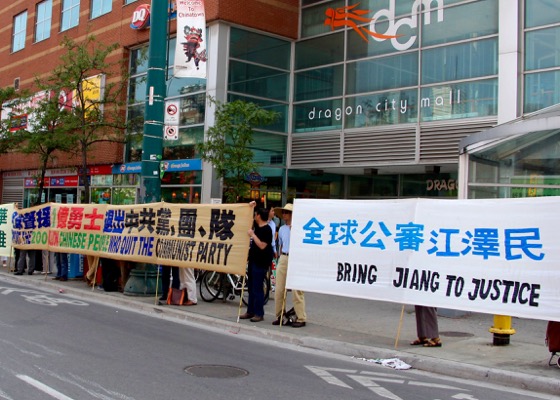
[[489, 315, 516, 345]]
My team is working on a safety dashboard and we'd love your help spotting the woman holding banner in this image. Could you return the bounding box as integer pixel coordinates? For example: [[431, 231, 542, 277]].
[[411, 306, 442, 347]]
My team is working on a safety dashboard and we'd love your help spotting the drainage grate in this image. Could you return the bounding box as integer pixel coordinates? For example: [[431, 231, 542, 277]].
[[440, 331, 474, 338], [184, 365, 249, 378]]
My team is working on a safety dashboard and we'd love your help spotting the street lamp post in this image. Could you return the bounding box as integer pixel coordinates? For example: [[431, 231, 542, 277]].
[[124, 0, 168, 296], [140, 0, 168, 203]]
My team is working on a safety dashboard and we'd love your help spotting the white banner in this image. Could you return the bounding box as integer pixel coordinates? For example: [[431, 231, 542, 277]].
[[174, 0, 207, 78], [287, 198, 560, 322]]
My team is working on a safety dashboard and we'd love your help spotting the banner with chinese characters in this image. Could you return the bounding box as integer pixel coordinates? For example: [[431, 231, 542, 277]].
[[174, 0, 207, 78], [0, 203, 15, 257], [287, 198, 560, 322], [11, 202, 252, 275]]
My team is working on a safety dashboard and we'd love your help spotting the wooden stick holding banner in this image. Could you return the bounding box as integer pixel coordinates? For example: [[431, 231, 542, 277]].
[[87, 256, 100, 292], [394, 304, 405, 349], [236, 274, 247, 323]]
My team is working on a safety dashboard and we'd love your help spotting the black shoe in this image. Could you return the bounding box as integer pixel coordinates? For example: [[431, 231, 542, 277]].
[[59, 277, 68, 282], [291, 321, 306, 328], [28, 271, 34, 275], [14, 272, 23, 275], [52, 276, 61, 280], [159, 296, 167, 301], [239, 313, 254, 320], [250, 316, 264, 322], [272, 318, 281, 326]]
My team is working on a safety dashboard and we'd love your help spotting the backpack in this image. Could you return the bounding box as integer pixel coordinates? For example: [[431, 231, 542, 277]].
[[281, 307, 297, 326]]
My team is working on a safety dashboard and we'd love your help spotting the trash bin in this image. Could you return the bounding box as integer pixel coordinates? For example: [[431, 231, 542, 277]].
[[68, 254, 84, 278]]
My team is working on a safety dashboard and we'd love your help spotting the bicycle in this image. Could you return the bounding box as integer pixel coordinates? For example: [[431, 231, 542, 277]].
[[199, 268, 270, 306]]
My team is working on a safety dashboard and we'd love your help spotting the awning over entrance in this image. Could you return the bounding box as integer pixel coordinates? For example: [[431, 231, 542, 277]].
[[458, 103, 560, 199]]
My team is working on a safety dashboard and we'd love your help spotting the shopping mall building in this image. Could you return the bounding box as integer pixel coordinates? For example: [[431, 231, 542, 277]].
[[1, 0, 559, 207]]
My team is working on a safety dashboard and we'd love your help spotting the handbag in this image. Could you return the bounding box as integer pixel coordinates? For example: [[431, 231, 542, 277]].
[[167, 288, 186, 305]]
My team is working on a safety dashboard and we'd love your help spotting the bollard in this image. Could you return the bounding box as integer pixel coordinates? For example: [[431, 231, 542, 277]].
[[489, 314, 516, 345]]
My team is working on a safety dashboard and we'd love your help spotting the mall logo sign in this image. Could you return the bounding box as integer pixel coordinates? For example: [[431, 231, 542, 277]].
[[325, 0, 444, 51]]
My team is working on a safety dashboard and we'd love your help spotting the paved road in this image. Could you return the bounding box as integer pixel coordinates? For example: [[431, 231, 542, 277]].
[[0, 281, 556, 400]]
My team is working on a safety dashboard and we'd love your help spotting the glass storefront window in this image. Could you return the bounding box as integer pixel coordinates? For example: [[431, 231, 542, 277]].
[[161, 186, 201, 203], [91, 187, 112, 204], [293, 98, 343, 133], [130, 47, 148, 75], [179, 93, 205, 126], [161, 171, 202, 185], [525, 26, 560, 71], [126, 133, 143, 162], [287, 169, 343, 199], [422, 0, 498, 46], [524, 70, 560, 113], [227, 94, 288, 133], [229, 60, 290, 101], [302, 0, 344, 38], [112, 187, 136, 205], [113, 174, 139, 186], [168, 74, 206, 98], [345, 88, 418, 127], [163, 126, 204, 160], [347, 175, 398, 198], [422, 38, 498, 85], [420, 79, 497, 122], [346, 53, 418, 94], [525, 0, 560, 28], [230, 27, 291, 70], [294, 65, 344, 102], [250, 132, 287, 166], [401, 173, 458, 198], [295, 33, 344, 70]]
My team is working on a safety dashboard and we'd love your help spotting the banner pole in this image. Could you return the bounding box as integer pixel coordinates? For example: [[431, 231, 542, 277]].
[[237, 273, 247, 323], [154, 265, 161, 305], [394, 304, 405, 349]]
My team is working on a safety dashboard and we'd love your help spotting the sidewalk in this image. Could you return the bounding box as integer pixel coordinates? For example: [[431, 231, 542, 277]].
[[1, 267, 558, 396]]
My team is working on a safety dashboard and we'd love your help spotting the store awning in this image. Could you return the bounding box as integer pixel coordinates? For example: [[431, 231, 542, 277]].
[[459, 103, 560, 154]]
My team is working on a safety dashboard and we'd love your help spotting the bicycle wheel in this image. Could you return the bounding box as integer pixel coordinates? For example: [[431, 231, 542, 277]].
[[199, 271, 223, 302], [241, 275, 271, 306]]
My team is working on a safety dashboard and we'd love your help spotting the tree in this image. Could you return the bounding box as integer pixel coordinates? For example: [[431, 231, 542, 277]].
[[0, 86, 21, 154], [17, 92, 77, 205], [38, 35, 130, 203], [197, 98, 279, 203]]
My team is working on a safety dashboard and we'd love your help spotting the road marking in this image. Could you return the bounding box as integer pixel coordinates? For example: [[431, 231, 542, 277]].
[[305, 366, 356, 388], [452, 394, 480, 400], [0, 389, 15, 400], [16, 375, 74, 400], [348, 375, 404, 399]]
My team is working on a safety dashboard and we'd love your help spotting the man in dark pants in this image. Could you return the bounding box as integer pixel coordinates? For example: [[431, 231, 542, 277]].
[[239, 207, 273, 322], [15, 249, 35, 275]]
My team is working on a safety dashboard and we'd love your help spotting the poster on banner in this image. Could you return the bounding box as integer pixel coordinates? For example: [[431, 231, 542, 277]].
[[173, 0, 207, 78], [286, 197, 560, 322], [0, 203, 15, 257], [11, 202, 254, 275]]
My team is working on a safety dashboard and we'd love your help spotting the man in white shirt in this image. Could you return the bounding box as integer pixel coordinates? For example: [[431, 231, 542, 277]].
[[272, 203, 306, 328]]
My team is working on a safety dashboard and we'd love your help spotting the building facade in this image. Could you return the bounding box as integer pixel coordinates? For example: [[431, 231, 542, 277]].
[[1, 0, 559, 207]]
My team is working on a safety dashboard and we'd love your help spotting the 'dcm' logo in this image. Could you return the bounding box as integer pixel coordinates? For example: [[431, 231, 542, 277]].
[[130, 4, 151, 30]]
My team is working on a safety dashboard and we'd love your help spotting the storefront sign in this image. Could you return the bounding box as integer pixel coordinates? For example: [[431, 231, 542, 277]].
[[325, 0, 445, 51], [161, 159, 202, 172], [113, 162, 142, 174], [287, 197, 559, 322], [130, 4, 151, 30]]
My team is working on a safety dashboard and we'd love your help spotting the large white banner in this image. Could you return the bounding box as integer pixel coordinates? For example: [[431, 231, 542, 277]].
[[287, 198, 560, 322], [174, 0, 207, 78]]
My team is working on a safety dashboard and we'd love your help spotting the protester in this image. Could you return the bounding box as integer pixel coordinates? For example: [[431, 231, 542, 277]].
[[52, 252, 68, 282], [179, 267, 197, 306], [410, 306, 442, 347], [273, 203, 307, 328], [267, 206, 278, 259], [14, 249, 35, 275], [239, 206, 273, 322]]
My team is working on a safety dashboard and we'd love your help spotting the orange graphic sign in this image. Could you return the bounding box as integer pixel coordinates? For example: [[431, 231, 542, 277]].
[[324, 3, 401, 42]]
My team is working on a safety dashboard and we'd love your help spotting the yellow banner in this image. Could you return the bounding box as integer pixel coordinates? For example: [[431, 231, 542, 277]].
[[11, 202, 253, 275]]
